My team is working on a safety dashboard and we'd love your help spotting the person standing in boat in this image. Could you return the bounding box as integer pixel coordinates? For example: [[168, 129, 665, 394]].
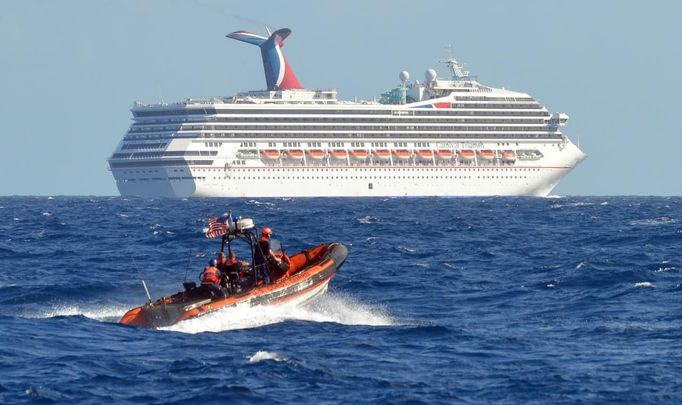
[[200, 259, 227, 299], [254, 227, 282, 283]]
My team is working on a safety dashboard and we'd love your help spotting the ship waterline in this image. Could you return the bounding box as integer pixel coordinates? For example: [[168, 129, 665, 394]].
[[108, 27, 586, 198]]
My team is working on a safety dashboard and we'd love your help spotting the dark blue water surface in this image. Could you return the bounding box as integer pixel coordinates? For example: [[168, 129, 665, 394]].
[[1, 196, 681, 403]]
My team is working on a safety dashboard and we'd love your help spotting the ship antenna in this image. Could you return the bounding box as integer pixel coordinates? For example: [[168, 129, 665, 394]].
[[440, 45, 472, 81], [265, 25, 272, 36]]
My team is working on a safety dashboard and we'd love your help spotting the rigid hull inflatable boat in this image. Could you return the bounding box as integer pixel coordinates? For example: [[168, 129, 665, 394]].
[[120, 215, 348, 329]]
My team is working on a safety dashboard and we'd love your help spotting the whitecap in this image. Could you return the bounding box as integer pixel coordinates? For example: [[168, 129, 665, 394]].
[[397, 246, 416, 253], [248, 351, 288, 364], [546, 195, 563, 199], [13, 217, 20, 221], [576, 261, 586, 269], [247, 199, 275, 206], [600, 201, 609, 206], [357, 215, 379, 224], [630, 217, 677, 226], [568, 202, 593, 207], [634, 282, 654, 288], [118, 213, 128, 218], [546, 283, 556, 288], [656, 266, 676, 273], [41, 212, 52, 217], [47, 196, 54, 200]]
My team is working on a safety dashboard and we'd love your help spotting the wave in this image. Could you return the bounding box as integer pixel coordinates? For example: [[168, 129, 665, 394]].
[[248, 351, 288, 364], [163, 292, 395, 334], [357, 215, 379, 224], [20, 304, 129, 323], [629, 216, 677, 226]]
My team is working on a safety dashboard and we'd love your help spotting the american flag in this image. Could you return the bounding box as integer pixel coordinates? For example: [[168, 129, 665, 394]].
[[205, 214, 229, 238]]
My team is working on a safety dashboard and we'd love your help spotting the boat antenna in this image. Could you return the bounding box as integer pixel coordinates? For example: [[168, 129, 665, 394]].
[[141, 280, 153, 303], [132, 256, 153, 303]]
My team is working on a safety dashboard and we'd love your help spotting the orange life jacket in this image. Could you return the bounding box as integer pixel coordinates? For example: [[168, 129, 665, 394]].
[[201, 266, 220, 284]]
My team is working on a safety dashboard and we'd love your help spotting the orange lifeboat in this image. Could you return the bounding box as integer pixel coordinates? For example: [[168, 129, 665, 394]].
[[307, 150, 326, 159], [260, 150, 280, 159], [330, 149, 348, 159], [350, 150, 369, 159], [415, 150, 433, 159], [393, 150, 412, 159], [458, 150, 475, 160], [285, 150, 305, 160], [501, 150, 516, 161], [435, 150, 454, 159], [372, 150, 391, 159], [477, 150, 495, 160]]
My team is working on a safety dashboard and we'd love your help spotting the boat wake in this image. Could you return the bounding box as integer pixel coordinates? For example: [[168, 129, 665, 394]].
[[163, 292, 395, 334]]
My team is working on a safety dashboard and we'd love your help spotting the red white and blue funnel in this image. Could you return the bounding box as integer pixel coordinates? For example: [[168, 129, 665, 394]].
[[227, 28, 302, 91]]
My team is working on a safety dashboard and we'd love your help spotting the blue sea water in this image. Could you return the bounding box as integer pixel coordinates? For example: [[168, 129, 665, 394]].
[[1, 196, 681, 403]]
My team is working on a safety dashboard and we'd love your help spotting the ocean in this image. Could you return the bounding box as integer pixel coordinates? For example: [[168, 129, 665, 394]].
[[1, 196, 681, 403]]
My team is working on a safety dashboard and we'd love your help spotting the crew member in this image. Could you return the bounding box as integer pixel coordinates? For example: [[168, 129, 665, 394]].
[[254, 227, 281, 283], [200, 259, 227, 299]]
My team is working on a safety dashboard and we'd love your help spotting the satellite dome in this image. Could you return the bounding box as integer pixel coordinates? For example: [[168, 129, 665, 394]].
[[399, 71, 410, 83], [425, 69, 437, 82]]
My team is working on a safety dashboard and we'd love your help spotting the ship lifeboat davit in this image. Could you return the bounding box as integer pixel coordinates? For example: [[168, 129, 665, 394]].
[[477, 150, 496, 160], [261, 150, 280, 159], [393, 150, 412, 160], [372, 150, 391, 160], [307, 149, 326, 159], [458, 150, 475, 160], [350, 150, 369, 159], [435, 150, 454, 159], [285, 149, 305, 160], [120, 242, 349, 329]]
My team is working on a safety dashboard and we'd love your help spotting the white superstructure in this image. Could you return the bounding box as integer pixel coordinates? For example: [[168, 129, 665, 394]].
[[108, 31, 585, 198]]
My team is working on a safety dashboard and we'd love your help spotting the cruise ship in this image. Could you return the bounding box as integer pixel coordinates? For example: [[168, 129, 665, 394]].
[[108, 27, 586, 197]]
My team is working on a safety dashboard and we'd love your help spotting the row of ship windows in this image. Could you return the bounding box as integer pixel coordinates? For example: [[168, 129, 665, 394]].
[[226, 175, 532, 180], [121, 175, 533, 182], [111, 151, 218, 159], [124, 133, 562, 141], [132, 105, 543, 117], [197, 116, 549, 124], [128, 119, 548, 133], [119, 167, 543, 174], [134, 111, 551, 125], [132, 126, 554, 134]]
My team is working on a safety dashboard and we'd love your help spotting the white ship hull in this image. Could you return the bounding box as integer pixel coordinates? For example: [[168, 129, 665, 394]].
[[112, 140, 585, 198]]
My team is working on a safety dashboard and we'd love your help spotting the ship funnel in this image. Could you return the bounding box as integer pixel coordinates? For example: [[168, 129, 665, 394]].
[[227, 28, 302, 91]]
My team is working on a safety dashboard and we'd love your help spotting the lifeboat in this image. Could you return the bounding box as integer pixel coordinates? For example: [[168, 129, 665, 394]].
[[477, 150, 496, 160], [260, 150, 280, 159], [330, 149, 348, 159], [350, 150, 369, 159], [307, 149, 326, 159], [285, 149, 305, 160], [372, 150, 391, 160], [501, 150, 516, 161], [393, 150, 412, 159], [435, 150, 454, 159], [415, 149, 433, 159], [120, 214, 348, 329], [458, 150, 475, 160]]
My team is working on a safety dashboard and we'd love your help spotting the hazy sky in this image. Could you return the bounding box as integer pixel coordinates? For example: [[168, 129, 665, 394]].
[[1, 0, 680, 196]]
